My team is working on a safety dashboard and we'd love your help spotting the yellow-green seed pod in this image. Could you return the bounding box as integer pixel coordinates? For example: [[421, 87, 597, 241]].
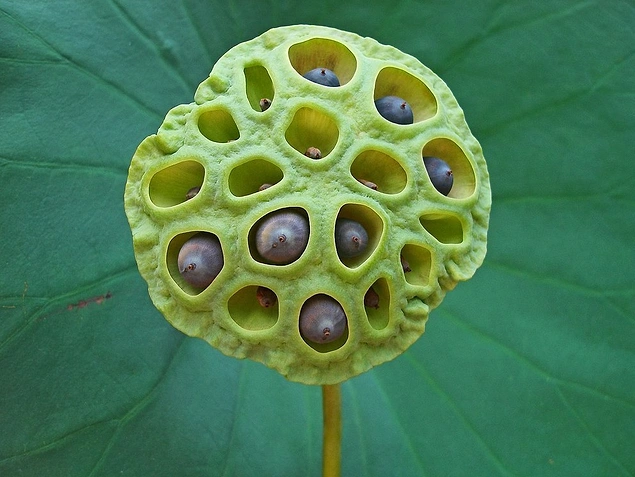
[[124, 25, 491, 385]]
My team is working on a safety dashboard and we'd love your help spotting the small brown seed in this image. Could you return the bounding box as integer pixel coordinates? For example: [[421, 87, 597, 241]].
[[185, 186, 201, 200], [364, 287, 380, 309], [305, 147, 322, 159], [259, 98, 271, 111], [256, 286, 277, 308], [358, 178, 378, 190], [258, 183, 273, 191], [401, 255, 411, 273]]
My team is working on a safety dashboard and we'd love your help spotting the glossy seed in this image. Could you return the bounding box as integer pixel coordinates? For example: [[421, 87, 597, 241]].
[[256, 286, 277, 308], [364, 287, 380, 309], [177, 233, 224, 288], [258, 183, 273, 191], [255, 210, 309, 264], [358, 178, 378, 190], [305, 147, 322, 159], [185, 186, 201, 200], [299, 295, 347, 344], [259, 98, 271, 111], [374, 95, 414, 125], [400, 254, 411, 273], [303, 67, 340, 87], [335, 218, 369, 258], [423, 156, 453, 195]]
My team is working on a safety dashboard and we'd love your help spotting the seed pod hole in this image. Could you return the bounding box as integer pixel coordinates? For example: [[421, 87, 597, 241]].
[[420, 213, 464, 244], [299, 294, 348, 352], [422, 138, 476, 199], [285, 107, 339, 159], [228, 159, 283, 197], [167, 231, 224, 295], [350, 149, 407, 194], [148, 160, 205, 208], [288, 38, 357, 86], [244, 65, 274, 112], [198, 108, 240, 143], [364, 278, 390, 331], [400, 244, 432, 287], [335, 204, 383, 268], [374, 66, 437, 123], [228, 285, 278, 331], [249, 208, 310, 265]]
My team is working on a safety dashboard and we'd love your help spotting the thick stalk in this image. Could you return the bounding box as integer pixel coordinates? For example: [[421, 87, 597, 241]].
[[322, 383, 342, 477]]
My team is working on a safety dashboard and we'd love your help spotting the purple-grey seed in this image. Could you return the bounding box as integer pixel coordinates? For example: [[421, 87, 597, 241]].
[[255, 210, 309, 264], [177, 233, 224, 288], [299, 295, 347, 344]]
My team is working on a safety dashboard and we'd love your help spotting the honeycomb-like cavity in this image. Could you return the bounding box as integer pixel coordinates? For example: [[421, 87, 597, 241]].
[[124, 25, 491, 385]]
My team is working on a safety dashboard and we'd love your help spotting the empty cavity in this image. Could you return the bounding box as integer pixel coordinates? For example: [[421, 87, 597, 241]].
[[335, 204, 383, 268], [350, 150, 407, 194], [288, 38, 357, 86], [401, 244, 432, 287], [422, 138, 476, 199], [228, 286, 279, 331], [244, 65, 275, 112], [285, 107, 339, 159], [420, 213, 464, 244], [198, 109, 240, 143], [374, 67, 437, 123], [228, 159, 283, 197], [148, 160, 205, 208]]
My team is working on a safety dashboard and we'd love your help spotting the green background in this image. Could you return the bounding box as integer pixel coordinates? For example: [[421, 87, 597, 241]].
[[1, 1, 633, 476]]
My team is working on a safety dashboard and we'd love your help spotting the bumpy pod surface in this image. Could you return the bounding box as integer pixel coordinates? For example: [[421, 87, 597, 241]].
[[124, 25, 491, 385]]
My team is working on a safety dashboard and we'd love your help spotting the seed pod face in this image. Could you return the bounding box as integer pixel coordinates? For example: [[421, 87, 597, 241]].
[[124, 25, 490, 385], [300, 295, 347, 344], [374, 95, 414, 124], [177, 233, 224, 288], [255, 210, 309, 264], [335, 218, 369, 258], [303, 67, 340, 87], [423, 156, 454, 195]]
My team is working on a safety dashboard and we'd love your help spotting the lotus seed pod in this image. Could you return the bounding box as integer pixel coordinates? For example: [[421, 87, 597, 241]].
[[255, 210, 310, 264], [124, 25, 491, 385], [300, 295, 347, 344], [177, 233, 224, 289], [335, 218, 369, 258]]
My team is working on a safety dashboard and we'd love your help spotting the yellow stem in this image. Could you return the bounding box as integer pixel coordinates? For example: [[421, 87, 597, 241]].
[[322, 383, 342, 477]]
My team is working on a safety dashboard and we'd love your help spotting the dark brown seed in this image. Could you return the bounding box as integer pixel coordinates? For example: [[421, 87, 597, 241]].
[[305, 147, 322, 159], [256, 286, 277, 308], [259, 98, 272, 111], [401, 255, 411, 273], [364, 287, 380, 309], [358, 178, 378, 190], [185, 186, 201, 200]]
